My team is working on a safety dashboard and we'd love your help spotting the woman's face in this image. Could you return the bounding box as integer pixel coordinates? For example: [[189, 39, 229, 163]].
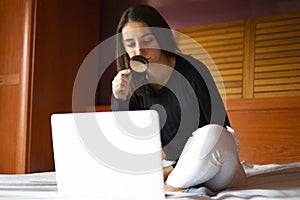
[[121, 21, 162, 64]]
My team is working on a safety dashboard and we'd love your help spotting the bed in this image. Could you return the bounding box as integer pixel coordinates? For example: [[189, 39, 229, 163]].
[[1, 96, 299, 199], [0, 161, 299, 199]]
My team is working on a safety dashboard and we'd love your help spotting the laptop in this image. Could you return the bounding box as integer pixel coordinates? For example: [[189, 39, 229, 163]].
[[51, 110, 165, 199]]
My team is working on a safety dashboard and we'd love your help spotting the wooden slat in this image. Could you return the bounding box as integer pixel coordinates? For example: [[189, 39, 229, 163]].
[[179, 38, 244, 48], [255, 69, 300, 79], [254, 83, 300, 92], [211, 68, 242, 76], [255, 43, 300, 54], [200, 44, 243, 53], [181, 49, 243, 58], [178, 24, 244, 36], [222, 87, 242, 94], [225, 94, 242, 99], [254, 63, 300, 73], [194, 55, 244, 64], [255, 37, 300, 47], [178, 43, 208, 51], [254, 91, 300, 98], [255, 12, 300, 23], [219, 81, 242, 88], [256, 17, 300, 28], [178, 26, 244, 38], [207, 50, 244, 59], [208, 62, 242, 70], [254, 77, 300, 85], [178, 32, 244, 44], [178, 20, 244, 33], [215, 74, 243, 82], [256, 24, 300, 35], [255, 50, 300, 60], [256, 31, 300, 41], [255, 57, 300, 66]]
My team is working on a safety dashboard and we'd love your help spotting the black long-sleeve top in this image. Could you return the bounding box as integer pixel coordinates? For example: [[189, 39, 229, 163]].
[[112, 54, 230, 160]]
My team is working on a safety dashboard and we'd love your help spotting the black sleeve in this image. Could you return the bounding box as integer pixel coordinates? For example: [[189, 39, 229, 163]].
[[111, 93, 142, 111], [111, 95, 130, 111]]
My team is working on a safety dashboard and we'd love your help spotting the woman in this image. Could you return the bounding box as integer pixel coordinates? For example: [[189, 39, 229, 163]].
[[111, 4, 247, 193]]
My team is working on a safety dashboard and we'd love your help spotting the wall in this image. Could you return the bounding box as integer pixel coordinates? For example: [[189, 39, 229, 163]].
[[141, 0, 300, 29]]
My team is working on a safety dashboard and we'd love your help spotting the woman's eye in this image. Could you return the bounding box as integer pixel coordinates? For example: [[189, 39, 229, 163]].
[[125, 42, 135, 48], [142, 37, 154, 45]]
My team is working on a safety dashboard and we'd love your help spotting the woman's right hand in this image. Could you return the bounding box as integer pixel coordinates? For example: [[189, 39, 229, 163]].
[[112, 69, 132, 101]]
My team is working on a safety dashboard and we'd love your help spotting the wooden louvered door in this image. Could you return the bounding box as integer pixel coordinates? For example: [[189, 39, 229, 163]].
[[254, 13, 300, 98], [176, 21, 245, 99], [176, 12, 300, 100]]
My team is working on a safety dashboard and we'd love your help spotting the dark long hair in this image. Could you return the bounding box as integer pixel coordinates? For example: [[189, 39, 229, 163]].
[[116, 4, 179, 72]]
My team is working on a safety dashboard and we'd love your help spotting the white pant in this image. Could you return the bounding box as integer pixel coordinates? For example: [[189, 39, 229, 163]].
[[166, 124, 247, 191]]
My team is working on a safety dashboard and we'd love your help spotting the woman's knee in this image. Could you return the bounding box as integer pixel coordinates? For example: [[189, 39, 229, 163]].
[[166, 124, 243, 189], [166, 125, 228, 188]]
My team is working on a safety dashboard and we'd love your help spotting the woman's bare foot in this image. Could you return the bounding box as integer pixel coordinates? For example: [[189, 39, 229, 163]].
[[164, 183, 182, 192], [163, 166, 173, 181]]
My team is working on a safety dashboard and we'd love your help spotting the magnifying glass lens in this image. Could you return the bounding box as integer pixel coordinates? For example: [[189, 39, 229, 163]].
[[129, 55, 148, 74]]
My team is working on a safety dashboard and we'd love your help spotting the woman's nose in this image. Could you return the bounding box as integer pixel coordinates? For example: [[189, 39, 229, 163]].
[[134, 46, 145, 57], [134, 48, 144, 56], [134, 42, 145, 56]]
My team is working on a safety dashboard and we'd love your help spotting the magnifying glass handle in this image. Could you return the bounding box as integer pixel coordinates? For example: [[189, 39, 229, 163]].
[[124, 71, 131, 77]]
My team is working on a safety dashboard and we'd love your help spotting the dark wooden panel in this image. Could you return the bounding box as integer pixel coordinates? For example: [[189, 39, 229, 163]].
[[226, 96, 300, 164], [27, 0, 101, 173]]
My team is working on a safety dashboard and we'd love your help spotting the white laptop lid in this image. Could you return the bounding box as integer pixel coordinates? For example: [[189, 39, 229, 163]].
[[51, 110, 165, 200]]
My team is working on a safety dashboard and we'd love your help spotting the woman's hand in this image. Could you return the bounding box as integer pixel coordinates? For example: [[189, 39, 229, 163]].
[[112, 69, 132, 101]]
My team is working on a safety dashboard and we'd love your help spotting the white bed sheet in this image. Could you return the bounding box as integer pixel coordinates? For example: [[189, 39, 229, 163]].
[[0, 162, 299, 200]]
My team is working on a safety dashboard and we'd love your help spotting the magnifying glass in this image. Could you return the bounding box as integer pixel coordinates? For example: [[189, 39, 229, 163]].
[[129, 55, 149, 75], [129, 55, 149, 95]]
